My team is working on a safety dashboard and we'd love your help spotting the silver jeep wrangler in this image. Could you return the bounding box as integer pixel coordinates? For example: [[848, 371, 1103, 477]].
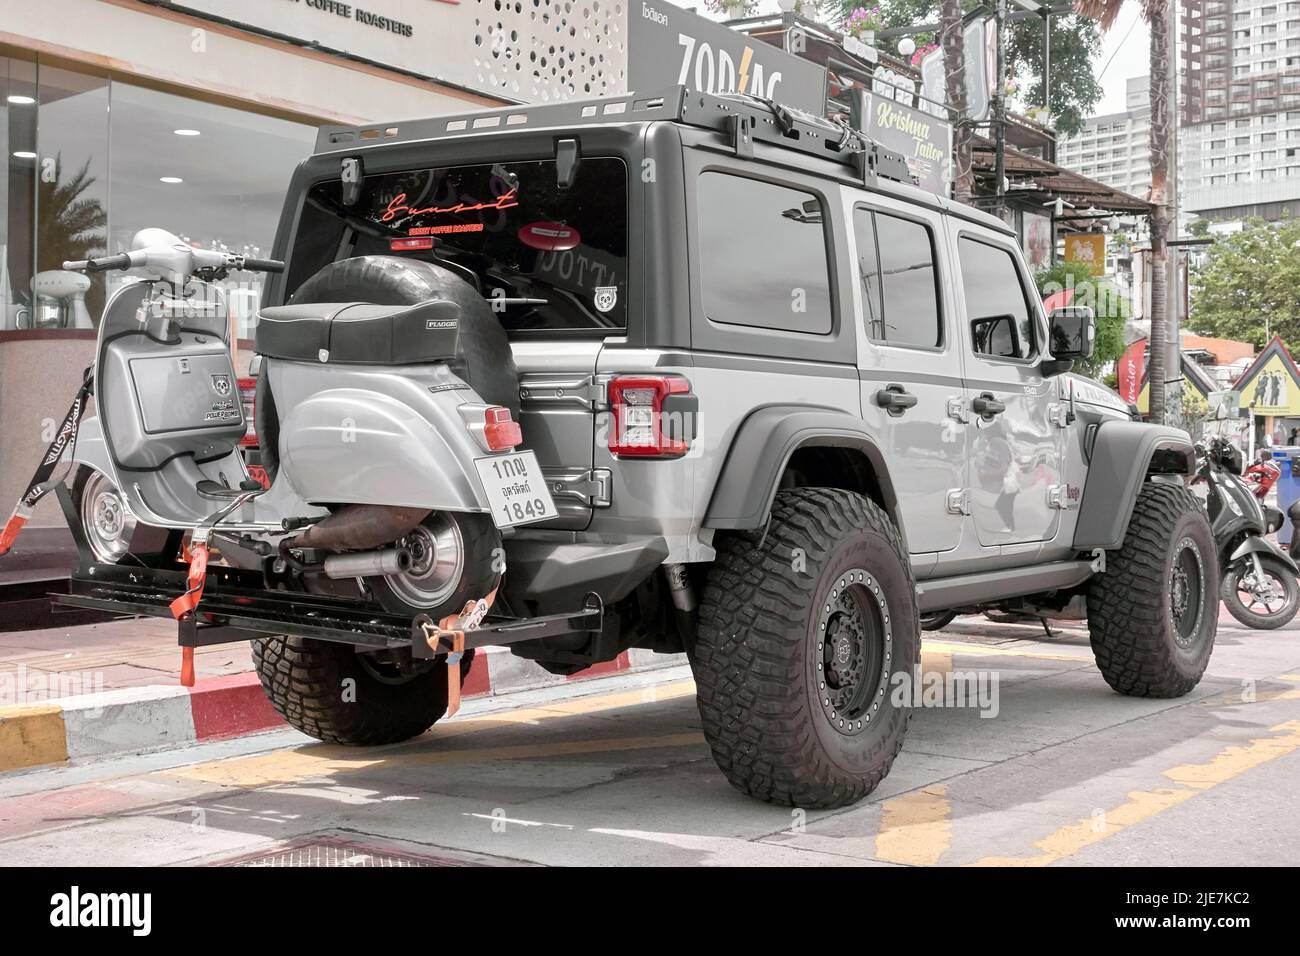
[[72, 88, 1217, 809]]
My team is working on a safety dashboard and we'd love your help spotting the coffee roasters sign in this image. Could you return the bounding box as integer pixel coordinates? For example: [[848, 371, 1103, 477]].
[[169, 0, 437, 70], [627, 2, 827, 113]]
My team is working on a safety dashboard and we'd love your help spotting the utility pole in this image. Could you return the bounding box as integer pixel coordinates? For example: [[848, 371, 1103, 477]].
[[1164, 0, 1182, 416], [994, 0, 1007, 218]]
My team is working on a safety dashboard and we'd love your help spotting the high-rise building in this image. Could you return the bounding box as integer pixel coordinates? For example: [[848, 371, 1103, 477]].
[[1057, 76, 1153, 199], [1181, 0, 1300, 222]]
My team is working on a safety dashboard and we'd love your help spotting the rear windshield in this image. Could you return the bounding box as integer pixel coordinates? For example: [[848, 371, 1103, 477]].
[[284, 157, 628, 333]]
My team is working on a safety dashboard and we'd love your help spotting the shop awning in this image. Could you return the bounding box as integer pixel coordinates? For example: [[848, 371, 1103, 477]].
[[971, 136, 1155, 220]]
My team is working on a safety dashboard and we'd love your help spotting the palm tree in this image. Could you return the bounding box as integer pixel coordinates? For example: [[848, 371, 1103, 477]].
[[35, 155, 107, 321], [1075, 0, 1172, 423], [941, 0, 973, 201]]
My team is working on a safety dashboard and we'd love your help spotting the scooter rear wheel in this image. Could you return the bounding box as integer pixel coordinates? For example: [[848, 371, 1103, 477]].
[[367, 511, 502, 618]]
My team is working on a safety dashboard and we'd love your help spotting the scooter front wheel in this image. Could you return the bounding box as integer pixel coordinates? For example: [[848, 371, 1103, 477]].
[[1222, 554, 1300, 630], [368, 511, 502, 618]]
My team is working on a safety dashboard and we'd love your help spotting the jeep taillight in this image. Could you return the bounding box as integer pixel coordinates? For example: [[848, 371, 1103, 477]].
[[238, 377, 257, 447], [608, 375, 692, 458], [484, 406, 522, 451]]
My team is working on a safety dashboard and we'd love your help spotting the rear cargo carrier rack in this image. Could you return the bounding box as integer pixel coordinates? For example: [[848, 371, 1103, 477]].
[[53, 558, 603, 657], [317, 85, 914, 188]]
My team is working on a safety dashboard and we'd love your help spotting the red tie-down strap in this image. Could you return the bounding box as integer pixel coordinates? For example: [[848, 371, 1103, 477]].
[[169, 541, 210, 622], [170, 542, 210, 688], [0, 510, 28, 558]]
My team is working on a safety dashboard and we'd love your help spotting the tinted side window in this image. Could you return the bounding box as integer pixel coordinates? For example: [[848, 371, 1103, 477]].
[[698, 172, 832, 334], [958, 237, 1036, 360], [854, 208, 941, 348]]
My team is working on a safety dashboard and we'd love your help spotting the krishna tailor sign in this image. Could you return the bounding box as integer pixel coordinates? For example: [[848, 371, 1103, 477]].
[[627, 3, 827, 113], [861, 93, 951, 196]]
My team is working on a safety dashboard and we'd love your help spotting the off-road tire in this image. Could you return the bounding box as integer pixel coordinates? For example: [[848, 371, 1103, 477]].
[[1088, 483, 1217, 698], [252, 637, 474, 745], [921, 609, 958, 631], [691, 488, 919, 809]]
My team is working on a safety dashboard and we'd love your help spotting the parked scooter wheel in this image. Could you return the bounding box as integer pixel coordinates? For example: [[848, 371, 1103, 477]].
[[71, 466, 136, 564], [367, 511, 502, 618], [1222, 554, 1300, 629]]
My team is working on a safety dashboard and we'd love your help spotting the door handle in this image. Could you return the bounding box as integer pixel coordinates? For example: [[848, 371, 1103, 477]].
[[972, 393, 1007, 418], [875, 385, 918, 415]]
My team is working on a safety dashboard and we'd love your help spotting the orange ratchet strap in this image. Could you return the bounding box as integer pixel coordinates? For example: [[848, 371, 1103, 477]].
[[168, 490, 260, 686], [422, 586, 498, 717], [169, 540, 210, 623]]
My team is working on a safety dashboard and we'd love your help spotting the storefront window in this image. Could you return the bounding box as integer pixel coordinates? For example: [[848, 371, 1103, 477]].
[[0, 61, 316, 336], [106, 83, 316, 337], [1, 55, 38, 331], [34, 66, 109, 329]]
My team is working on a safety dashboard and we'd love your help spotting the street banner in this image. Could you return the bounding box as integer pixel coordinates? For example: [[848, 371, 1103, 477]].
[[1064, 232, 1106, 276], [919, 17, 995, 123], [1116, 338, 1146, 407], [860, 92, 952, 196]]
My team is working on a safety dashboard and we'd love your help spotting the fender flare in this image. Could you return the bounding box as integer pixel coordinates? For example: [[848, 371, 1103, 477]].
[[1229, 535, 1300, 575], [703, 405, 899, 533], [1073, 420, 1196, 552]]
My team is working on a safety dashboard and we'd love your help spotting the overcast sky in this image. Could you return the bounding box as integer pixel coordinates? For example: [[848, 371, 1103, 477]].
[[666, 1, 1150, 121]]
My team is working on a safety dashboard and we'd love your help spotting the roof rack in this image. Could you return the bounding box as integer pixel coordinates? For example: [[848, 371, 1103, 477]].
[[316, 85, 915, 189]]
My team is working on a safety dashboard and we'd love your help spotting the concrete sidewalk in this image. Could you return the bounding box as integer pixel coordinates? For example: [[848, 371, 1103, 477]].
[[0, 615, 687, 774]]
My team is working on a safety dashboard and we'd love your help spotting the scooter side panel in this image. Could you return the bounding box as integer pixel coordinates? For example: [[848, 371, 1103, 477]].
[[270, 361, 492, 512], [70, 417, 115, 483]]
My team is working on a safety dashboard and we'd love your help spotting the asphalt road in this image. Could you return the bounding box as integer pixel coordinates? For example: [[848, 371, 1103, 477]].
[[1, 611, 1298, 867]]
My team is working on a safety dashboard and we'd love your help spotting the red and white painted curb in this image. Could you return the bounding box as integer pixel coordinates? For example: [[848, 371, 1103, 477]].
[[0, 647, 687, 773]]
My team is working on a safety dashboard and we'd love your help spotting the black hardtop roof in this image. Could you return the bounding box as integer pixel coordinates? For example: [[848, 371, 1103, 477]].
[[314, 85, 1011, 236]]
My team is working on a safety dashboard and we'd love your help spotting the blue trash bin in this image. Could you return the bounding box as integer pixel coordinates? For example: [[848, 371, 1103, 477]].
[[1273, 448, 1300, 546]]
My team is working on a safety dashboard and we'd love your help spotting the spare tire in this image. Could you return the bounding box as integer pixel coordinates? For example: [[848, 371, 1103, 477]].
[[257, 256, 520, 481]]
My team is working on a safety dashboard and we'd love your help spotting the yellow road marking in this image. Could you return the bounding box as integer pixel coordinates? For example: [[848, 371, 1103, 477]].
[[921, 639, 1089, 664], [920, 649, 953, 676], [0, 704, 68, 772], [875, 784, 953, 866], [171, 680, 698, 787], [971, 720, 1300, 866]]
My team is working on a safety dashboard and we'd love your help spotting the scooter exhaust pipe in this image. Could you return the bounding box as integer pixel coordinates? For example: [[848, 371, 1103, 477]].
[[291, 504, 430, 552], [323, 547, 411, 580]]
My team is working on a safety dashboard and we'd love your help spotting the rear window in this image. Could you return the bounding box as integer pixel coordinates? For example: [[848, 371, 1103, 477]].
[[285, 157, 628, 333]]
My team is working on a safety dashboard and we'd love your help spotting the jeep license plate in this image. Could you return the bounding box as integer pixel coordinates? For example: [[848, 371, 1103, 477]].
[[474, 451, 557, 528]]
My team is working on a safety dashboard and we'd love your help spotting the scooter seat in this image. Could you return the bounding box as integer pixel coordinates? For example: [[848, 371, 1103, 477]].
[[256, 300, 460, 365]]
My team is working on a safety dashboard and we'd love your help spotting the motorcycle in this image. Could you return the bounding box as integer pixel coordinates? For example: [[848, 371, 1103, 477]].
[[1244, 450, 1281, 501], [0, 228, 564, 701], [1197, 432, 1300, 629]]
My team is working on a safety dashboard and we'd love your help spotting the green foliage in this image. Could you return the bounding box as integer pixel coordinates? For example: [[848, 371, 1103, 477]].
[[1188, 218, 1300, 349], [1033, 261, 1129, 377], [821, 0, 1103, 135]]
